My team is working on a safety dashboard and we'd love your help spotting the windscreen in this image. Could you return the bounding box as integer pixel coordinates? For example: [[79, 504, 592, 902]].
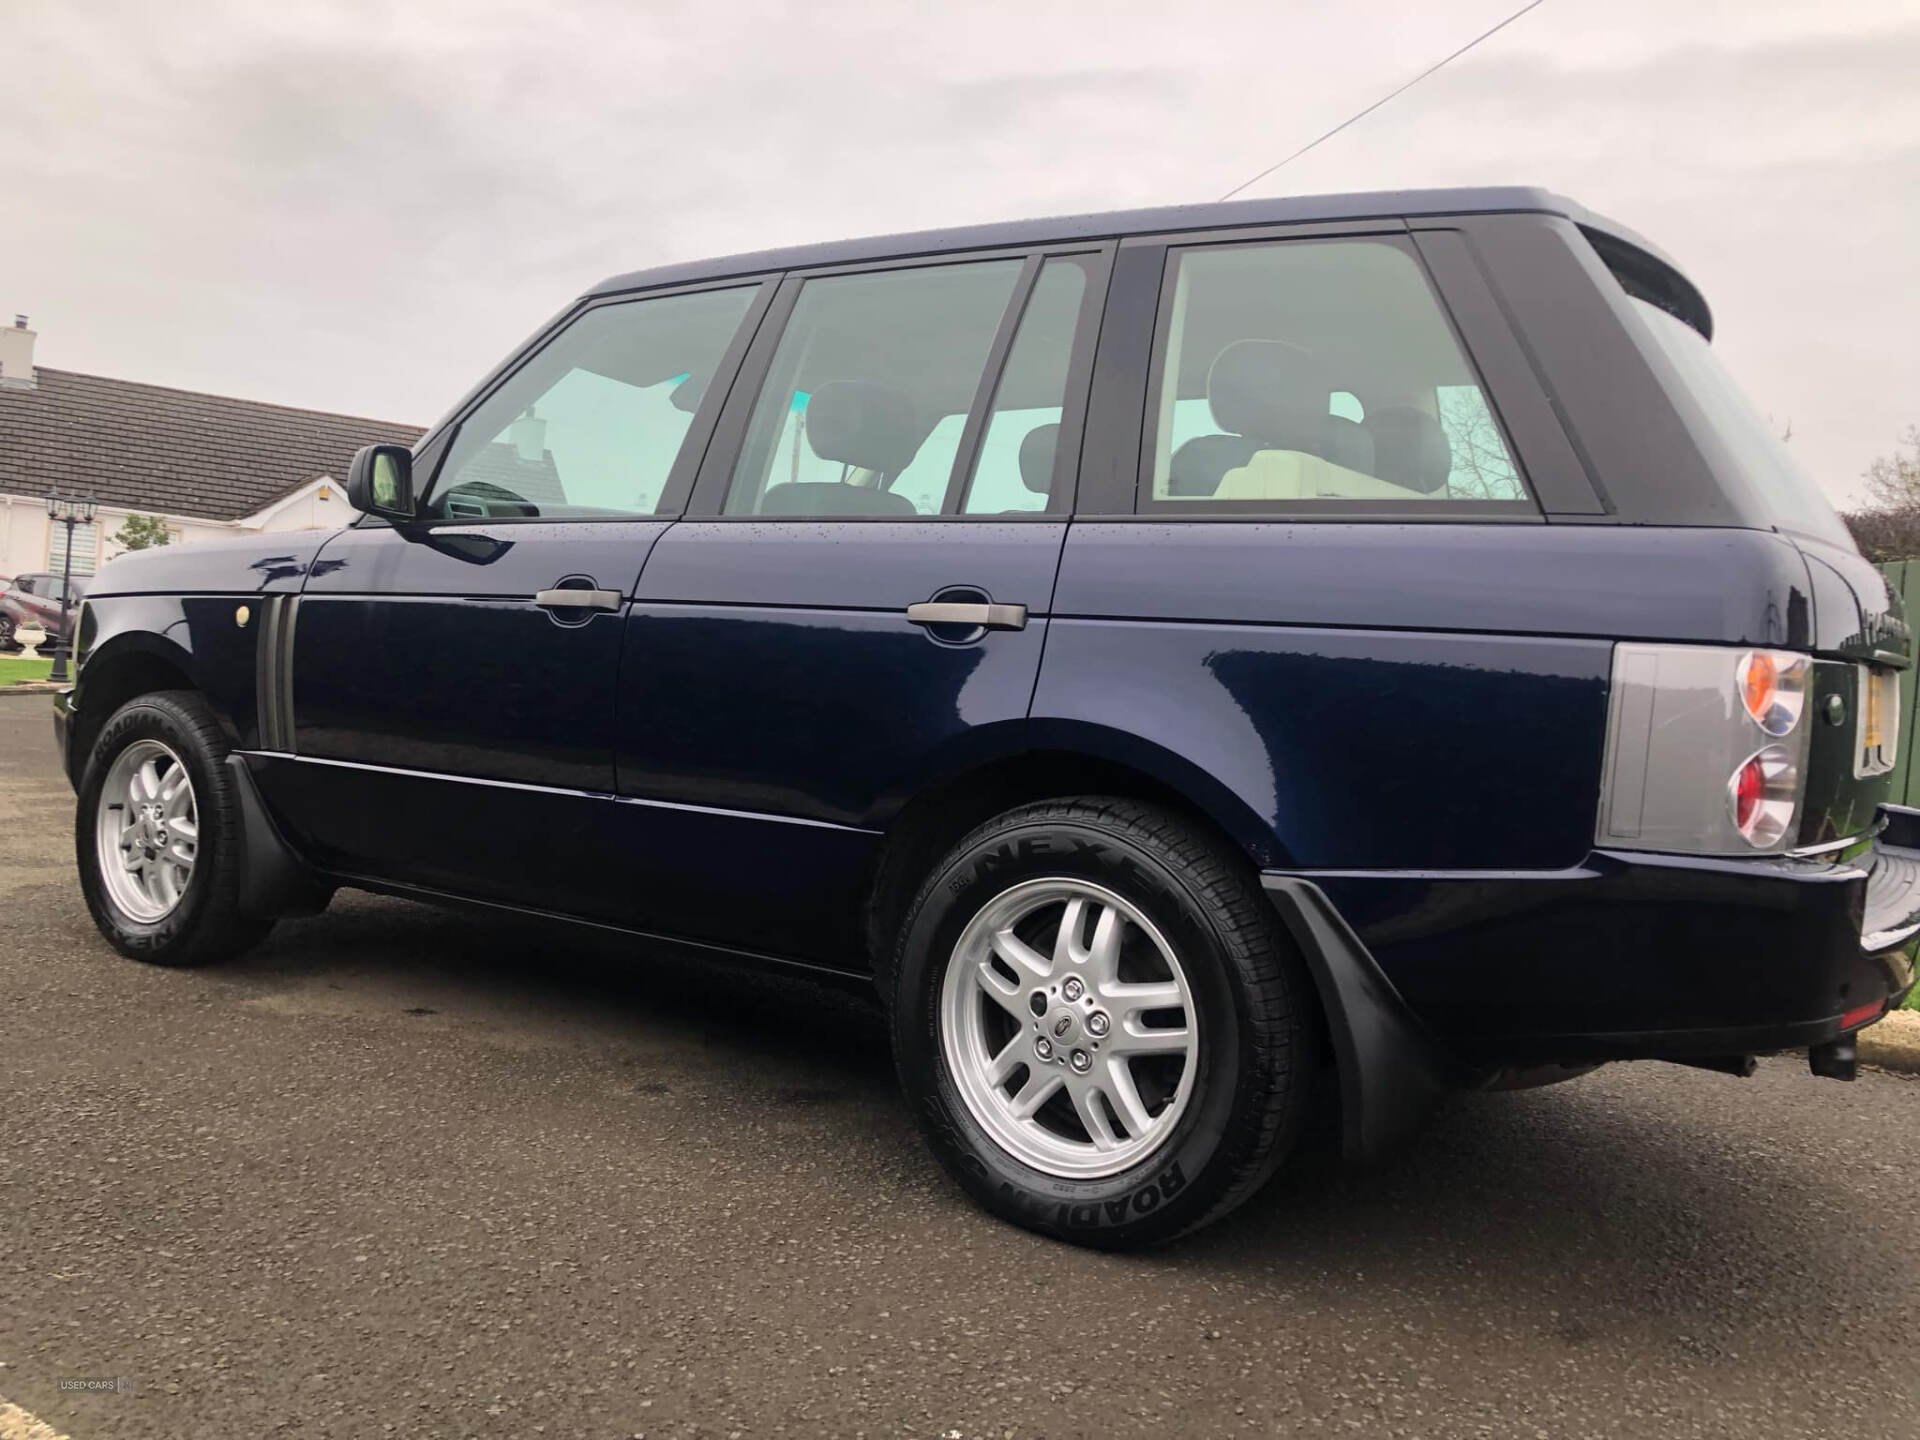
[[1629, 298, 1851, 547]]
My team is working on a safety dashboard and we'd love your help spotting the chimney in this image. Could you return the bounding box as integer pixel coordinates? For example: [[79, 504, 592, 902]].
[[0, 314, 35, 388]]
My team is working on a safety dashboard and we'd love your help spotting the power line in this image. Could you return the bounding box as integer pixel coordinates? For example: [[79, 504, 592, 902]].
[[1216, 0, 1552, 202]]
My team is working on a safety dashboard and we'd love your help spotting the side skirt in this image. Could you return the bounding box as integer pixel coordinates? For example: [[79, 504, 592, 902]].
[[318, 869, 881, 995]]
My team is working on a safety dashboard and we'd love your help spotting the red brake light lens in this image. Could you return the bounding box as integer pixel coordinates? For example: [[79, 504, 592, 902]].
[[1727, 745, 1797, 848], [1732, 756, 1764, 832]]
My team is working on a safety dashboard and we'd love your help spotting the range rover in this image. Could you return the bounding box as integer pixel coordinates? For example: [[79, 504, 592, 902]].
[[54, 187, 1920, 1248]]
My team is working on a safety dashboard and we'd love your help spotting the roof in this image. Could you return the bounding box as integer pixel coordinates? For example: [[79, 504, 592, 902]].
[[590, 185, 1634, 297], [0, 368, 423, 522]]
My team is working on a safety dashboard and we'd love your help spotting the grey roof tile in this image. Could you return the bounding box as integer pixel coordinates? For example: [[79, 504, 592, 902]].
[[0, 368, 424, 522]]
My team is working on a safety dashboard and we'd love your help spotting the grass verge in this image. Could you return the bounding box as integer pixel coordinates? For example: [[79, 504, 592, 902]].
[[0, 656, 54, 684]]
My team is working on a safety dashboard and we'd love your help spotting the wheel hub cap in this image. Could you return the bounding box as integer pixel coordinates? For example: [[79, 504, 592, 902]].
[[94, 739, 198, 924], [938, 877, 1199, 1180]]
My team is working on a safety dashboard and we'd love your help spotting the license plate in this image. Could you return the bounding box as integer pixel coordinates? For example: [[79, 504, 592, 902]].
[[1860, 666, 1900, 776], [1865, 674, 1886, 750]]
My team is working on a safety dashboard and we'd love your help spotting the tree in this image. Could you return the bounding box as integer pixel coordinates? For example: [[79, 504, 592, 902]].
[[1840, 428, 1920, 561], [1434, 387, 1524, 500], [1842, 507, 1920, 564], [112, 513, 173, 551], [1862, 426, 1920, 511]]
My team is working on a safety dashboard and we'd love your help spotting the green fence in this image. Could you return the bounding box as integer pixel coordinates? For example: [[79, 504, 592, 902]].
[[1876, 560, 1920, 808]]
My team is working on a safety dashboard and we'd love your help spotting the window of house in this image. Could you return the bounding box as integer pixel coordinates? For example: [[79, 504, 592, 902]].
[[427, 286, 757, 520], [47, 521, 100, 577], [723, 260, 1025, 518], [1144, 238, 1530, 510]]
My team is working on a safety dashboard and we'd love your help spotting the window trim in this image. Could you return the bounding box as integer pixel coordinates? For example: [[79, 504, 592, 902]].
[[941, 255, 1042, 515], [953, 251, 1111, 518], [1099, 224, 1544, 522], [683, 242, 1115, 523], [1409, 226, 1606, 517], [402, 275, 780, 528]]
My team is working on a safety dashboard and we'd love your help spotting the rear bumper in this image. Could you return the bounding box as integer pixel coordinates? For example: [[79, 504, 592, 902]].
[[1279, 814, 1920, 1065], [1861, 806, 1920, 951]]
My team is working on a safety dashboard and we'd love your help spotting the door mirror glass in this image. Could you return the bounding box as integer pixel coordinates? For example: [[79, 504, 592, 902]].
[[346, 443, 416, 520]]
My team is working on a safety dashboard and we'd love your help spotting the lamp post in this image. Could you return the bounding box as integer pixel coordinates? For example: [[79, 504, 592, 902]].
[[45, 492, 96, 683]]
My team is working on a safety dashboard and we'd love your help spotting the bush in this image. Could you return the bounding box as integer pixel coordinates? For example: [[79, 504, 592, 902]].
[[1841, 507, 1920, 564]]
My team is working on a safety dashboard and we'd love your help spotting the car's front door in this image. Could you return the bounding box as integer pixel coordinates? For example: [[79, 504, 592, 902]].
[[608, 247, 1111, 962], [253, 279, 773, 914]]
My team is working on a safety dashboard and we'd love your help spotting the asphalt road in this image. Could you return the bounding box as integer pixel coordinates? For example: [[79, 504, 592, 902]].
[[2, 698, 1917, 1440]]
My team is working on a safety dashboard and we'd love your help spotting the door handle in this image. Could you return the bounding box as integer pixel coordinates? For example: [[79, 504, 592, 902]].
[[905, 601, 1028, 631], [534, 587, 623, 612]]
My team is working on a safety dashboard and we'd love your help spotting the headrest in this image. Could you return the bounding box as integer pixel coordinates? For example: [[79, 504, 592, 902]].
[[669, 373, 705, 414], [805, 381, 922, 478], [1206, 340, 1329, 444], [1366, 406, 1453, 494], [1167, 434, 1257, 496], [1019, 423, 1059, 495]]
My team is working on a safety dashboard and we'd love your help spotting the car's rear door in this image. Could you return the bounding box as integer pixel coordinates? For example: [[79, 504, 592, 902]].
[[255, 278, 774, 914], [607, 245, 1111, 962], [19, 576, 60, 631]]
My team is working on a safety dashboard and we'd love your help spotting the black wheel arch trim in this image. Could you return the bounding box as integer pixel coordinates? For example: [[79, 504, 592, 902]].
[[1259, 874, 1452, 1163]]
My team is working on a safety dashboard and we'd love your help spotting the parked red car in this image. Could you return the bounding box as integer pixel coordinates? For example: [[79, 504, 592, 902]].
[[0, 572, 88, 651]]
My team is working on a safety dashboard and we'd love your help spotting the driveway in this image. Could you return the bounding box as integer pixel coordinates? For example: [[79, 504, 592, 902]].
[[1, 698, 1916, 1439]]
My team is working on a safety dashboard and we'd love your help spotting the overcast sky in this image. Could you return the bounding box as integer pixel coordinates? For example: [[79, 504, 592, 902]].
[[5, 0, 1916, 507]]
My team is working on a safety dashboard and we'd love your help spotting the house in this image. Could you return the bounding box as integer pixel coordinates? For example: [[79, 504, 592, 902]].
[[0, 315, 423, 582]]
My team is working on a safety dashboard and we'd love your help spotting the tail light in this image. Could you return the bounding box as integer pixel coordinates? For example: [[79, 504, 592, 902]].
[[1736, 650, 1809, 736], [1598, 645, 1813, 855], [1727, 744, 1796, 847]]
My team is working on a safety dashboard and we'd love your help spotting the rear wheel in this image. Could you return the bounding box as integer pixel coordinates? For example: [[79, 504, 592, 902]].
[[891, 798, 1318, 1248], [75, 690, 270, 966], [0, 614, 15, 652]]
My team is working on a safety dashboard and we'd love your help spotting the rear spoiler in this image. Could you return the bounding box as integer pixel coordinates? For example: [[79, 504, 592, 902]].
[[1578, 222, 1714, 341]]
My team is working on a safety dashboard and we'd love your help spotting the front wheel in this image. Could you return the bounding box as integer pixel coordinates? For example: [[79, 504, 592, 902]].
[[75, 690, 270, 966], [890, 798, 1319, 1249]]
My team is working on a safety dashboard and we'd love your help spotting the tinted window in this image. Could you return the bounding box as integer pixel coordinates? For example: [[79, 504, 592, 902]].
[[1145, 238, 1528, 509], [428, 287, 756, 520], [960, 258, 1089, 514], [1629, 299, 1850, 546], [723, 261, 1023, 518]]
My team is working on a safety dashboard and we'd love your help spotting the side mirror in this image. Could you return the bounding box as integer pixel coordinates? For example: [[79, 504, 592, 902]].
[[345, 444, 417, 521]]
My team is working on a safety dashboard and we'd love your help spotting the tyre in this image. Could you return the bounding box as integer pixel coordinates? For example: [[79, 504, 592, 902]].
[[0, 614, 15, 652], [75, 690, 271, 967], [890, 798, 1319, 1249]]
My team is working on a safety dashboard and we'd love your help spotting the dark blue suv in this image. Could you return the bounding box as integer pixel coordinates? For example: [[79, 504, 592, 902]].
[[53, 187, 1920, 1247]]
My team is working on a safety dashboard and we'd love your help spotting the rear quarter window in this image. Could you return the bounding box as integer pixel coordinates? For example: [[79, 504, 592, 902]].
[[1142, 237, 1533, 515], [1626, 297, 1851, 547]]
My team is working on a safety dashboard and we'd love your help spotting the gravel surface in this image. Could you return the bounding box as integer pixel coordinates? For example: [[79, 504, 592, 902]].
[[2, 699, 1917, 1439]]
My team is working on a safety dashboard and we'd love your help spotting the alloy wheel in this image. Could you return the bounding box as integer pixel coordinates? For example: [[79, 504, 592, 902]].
[[95, 739, 199, 923], [938, 877, 1199, 1179]]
